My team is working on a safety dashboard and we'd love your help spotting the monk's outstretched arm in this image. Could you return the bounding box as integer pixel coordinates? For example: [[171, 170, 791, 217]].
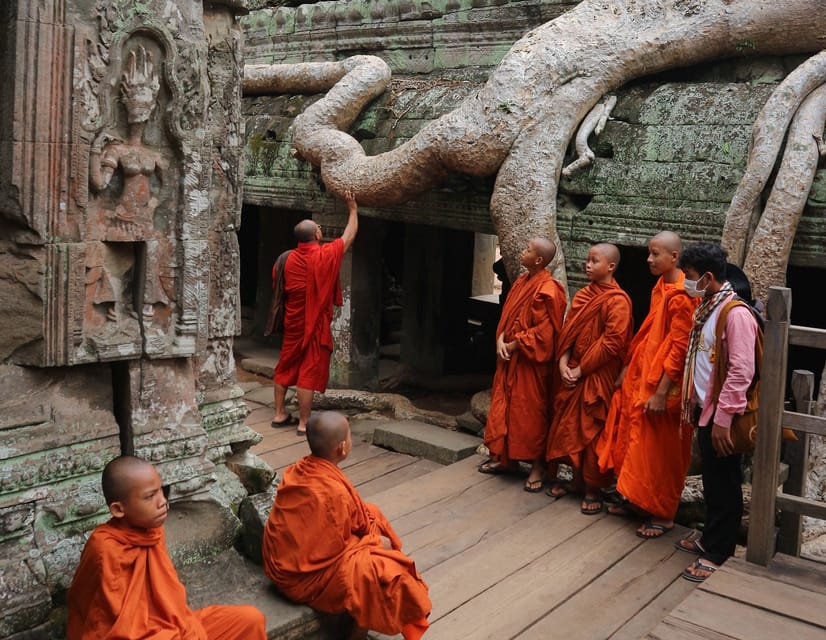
[[340, 190, 359, 251]]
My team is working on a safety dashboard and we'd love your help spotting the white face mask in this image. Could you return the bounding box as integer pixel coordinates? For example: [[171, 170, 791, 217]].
[[684, 275, 707, 298]]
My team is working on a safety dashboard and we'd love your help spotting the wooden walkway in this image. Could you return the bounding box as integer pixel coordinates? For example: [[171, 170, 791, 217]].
[[244, 391, 826, 639]]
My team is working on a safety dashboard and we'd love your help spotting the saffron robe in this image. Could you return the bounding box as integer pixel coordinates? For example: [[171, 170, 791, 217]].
[[545, 280, 633, 486], [484, 269, 566, 463], [274, 238, 344, 392], [66, 519, 266, 640], [597, 276, 697, 517], [263, 456, 431, 639]]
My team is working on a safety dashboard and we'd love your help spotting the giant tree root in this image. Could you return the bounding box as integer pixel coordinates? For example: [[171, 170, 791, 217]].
[[245, 0, 826, 283], [721, 50, 826, 266], [742, 83, 826, 301]]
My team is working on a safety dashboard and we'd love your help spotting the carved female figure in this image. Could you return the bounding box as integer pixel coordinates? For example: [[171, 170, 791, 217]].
[[89, 45, 167, 240]]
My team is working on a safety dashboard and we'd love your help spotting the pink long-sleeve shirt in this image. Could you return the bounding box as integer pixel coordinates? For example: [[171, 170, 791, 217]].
[[694, 294, 759, 429]]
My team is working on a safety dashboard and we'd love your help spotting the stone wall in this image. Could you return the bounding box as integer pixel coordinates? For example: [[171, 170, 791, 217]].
[[0, 1, 261, 636]]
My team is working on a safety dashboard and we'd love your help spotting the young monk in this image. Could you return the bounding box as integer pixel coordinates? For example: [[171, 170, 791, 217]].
[[67, 456, 266, 640], [596, 231, 698, 538], [545, 243, 634, 514], [262, 411, 431, 640], [479, 238, 566, 492]]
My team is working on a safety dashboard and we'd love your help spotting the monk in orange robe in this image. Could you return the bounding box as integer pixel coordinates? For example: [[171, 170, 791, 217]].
[[545, 243, 633, 514], [272, 190, 358, 435], [67, 456, 266, 640], [479, 238, 566, 492], [597, 231, 698, 537], [263, 411, 431, 640]]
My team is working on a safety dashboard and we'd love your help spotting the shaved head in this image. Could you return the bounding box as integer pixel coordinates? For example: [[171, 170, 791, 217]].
[[102, 456, 156, 505], [307, 411, 350, 460], [593, 242, 620, 266], [650, 231, 682, 252], [530, 238, 557, 266], [294, 219, 319, 243]]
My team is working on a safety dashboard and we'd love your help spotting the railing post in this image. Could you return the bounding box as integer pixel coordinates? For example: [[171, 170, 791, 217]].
[[777, 370, 814, 555], [746, 286, 791, 565]]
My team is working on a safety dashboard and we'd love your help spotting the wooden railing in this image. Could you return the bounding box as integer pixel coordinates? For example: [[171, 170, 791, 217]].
[[747, 286, 826, 565]]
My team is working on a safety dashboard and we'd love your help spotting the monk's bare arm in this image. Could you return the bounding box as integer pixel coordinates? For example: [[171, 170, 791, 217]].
[[340, 190, 359, 251]]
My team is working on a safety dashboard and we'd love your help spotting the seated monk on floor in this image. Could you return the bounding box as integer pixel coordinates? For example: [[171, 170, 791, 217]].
[[262, 411, 431, 640], [67, 456, 266, 640]]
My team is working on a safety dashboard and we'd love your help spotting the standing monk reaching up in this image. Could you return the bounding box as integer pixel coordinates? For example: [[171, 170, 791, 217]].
[[546, 243, 634, 514], [271, 191, 358, 436], [262, 411, 431, 640], [597, 231, 698, 538], [479, 238, 566, 492], [66, 456, 266, 640]]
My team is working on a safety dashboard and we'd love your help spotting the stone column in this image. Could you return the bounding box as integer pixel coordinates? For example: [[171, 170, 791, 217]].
[[472, 232, 497, 296], [317, 214, 384, 389]]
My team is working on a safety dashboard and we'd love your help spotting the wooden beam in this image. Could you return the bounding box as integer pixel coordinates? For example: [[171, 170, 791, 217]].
[[783, 411, 826, 437], [789, 325, 826, 349], [778, 371, 814, 556], [776, 493, 826, 520], [748, 286, 791, 566]]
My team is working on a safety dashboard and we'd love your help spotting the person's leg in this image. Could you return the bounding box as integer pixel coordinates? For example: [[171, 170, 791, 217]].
[[295, 387, 314, 435], [273, 381, 291, 423], [526, 456, 545, 488], [196, 604, 267, 640], [685, 425, 743, 577]]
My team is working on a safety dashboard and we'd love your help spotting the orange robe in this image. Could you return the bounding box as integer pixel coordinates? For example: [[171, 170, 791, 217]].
[[67, 519, 266, 640], [484, 270, 566, 464], [545, 280, 633, 487], [598, 274, 697, 519], [274, 238, 344, 392], [263, 456, 431, 639]]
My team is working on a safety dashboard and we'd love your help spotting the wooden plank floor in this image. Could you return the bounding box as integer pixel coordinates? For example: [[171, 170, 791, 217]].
[[244, 382, 826, 639], [647, 553, 826, 639]]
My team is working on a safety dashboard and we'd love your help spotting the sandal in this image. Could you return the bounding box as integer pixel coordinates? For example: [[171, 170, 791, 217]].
[[606, 500, 635, 517], [681, 557, 717, 582], [523, 478, 544, 493], [545, 481, 578, 500], [477, 459, 513, 475], [635, 519, 674, 539], [674, 530, 705, 555], [580, 495, 604, 515], [271, 415, 300, 428]]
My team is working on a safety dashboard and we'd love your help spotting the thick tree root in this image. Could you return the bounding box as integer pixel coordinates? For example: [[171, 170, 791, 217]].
[[562, 95, 617, 178], [742, 83, 826, 302], [244, 1, 826, 283], [721, 50, 826, 266]]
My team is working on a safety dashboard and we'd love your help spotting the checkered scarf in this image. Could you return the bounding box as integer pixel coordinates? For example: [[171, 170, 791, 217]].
[[680, 281, 733, 425]]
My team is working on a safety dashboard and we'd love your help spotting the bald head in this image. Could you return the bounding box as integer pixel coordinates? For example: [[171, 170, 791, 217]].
[[530, 238, 557, 266], [102, 456, 156, 505], [593, 242, 620, 266], [294, 219, 320, 243], [307, 411, 350, 460], [650, 231, 682, 252]]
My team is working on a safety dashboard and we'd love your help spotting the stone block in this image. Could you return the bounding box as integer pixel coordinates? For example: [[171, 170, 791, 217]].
[[165, 500, 241, 567], [236, 489, 275, 565], [372, 420, 481, 465], [225, 450, 275, 495], [241, 357, 276, 378]]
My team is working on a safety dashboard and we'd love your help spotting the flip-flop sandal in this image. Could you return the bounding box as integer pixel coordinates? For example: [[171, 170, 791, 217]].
[[545, 481, 579, 500], [523, 478, 544, 493], [296, 428, 306, 437], [674, 531, 705, 555], [635, 519, 674, 539], [606, 500, 636, 517], [681, 558, 717, 582], [477, 459, 511, 475], [580, 496, 604, 515], [271, 415, 300, 428]]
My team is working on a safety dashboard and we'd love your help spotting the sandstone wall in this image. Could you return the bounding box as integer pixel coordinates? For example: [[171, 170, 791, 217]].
[[0, 1, 260, 636]]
